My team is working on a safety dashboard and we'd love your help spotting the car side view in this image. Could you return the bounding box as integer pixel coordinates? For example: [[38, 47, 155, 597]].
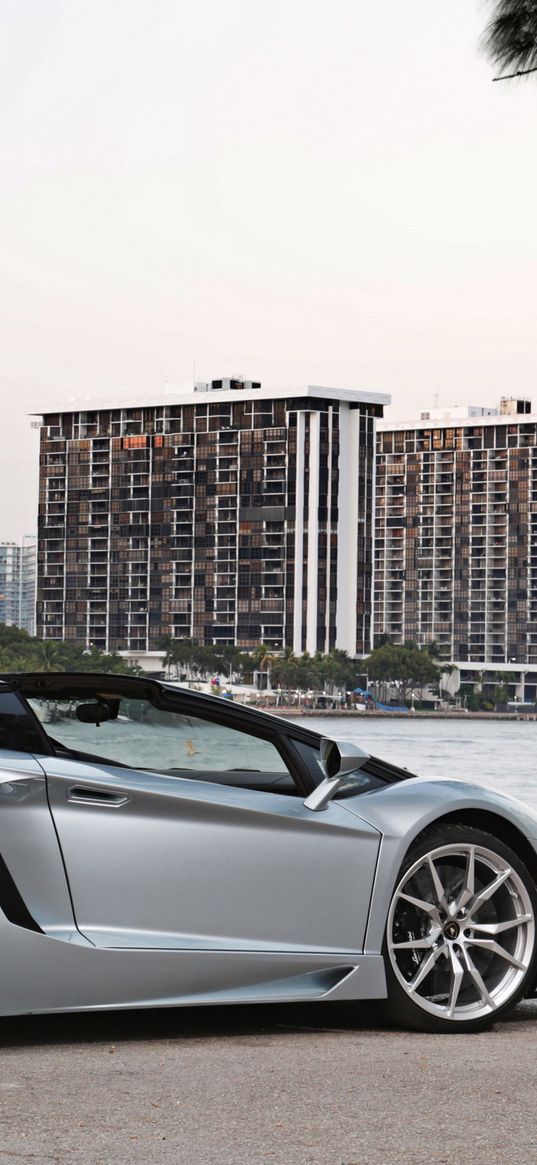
[[0, 671, 536, 1033]]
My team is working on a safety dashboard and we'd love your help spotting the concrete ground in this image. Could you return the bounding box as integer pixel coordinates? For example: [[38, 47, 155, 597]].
[[1, 999, 537, 1165]]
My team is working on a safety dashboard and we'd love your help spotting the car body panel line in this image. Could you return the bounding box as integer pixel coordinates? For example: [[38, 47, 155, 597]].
[[77, 928, 368, 953]]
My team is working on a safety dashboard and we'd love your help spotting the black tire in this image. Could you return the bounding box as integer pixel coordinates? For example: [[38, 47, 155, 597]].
[[382, 824, 537, 1033]]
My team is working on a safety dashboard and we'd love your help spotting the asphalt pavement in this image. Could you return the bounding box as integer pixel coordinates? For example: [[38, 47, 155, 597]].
[[1, 998, 537, 1165]]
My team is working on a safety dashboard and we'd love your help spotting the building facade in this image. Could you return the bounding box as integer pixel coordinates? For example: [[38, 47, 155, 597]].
[[0, 541, 37, 635], [375, 399, 537, 673], [37, 380, 387, 659]]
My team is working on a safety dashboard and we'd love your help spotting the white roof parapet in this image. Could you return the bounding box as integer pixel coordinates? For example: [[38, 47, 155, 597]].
[[31, 383, 390, 417], [419, 405, 499, 420], [379, 410, 537, 432]]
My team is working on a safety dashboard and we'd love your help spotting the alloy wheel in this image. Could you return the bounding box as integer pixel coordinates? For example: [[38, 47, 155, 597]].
[[387, 840, 535, 1024]]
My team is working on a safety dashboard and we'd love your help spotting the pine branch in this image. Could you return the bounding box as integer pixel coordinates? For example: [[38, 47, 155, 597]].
[[493, 63, 537, 79]]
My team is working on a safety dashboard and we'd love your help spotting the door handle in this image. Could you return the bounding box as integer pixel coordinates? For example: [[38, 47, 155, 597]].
[[67, 786, 129, 807]]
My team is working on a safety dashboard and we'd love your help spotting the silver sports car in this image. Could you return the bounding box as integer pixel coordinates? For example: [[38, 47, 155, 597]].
[[1, 671, 536, 1033]]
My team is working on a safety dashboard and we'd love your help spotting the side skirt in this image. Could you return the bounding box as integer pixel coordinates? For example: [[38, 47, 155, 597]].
[[0, 919, 387, 1015]]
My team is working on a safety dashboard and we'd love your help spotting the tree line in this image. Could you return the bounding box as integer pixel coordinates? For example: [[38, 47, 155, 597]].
[[0, 624, 441, 700], [0, 624, 443, 703], [158, 637, 363, 692], [159, 636, 445, 706], [0, 623, 137, 675], [0, 624, 514, 711]]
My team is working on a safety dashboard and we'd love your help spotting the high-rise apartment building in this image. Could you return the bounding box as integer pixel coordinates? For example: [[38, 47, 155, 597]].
[[0, 540, 37, 635], [375, 398, 537, 668], [36, 380, 387, 660]]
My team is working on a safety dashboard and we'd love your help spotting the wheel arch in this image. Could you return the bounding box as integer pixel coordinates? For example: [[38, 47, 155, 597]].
[[411, 808, 537, 894]]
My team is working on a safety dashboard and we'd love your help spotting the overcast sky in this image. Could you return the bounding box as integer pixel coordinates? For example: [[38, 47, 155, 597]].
[[1, 0, 537, 539]]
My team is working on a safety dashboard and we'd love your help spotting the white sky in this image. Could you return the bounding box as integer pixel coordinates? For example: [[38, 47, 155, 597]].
[[1, 0, 537, 539]]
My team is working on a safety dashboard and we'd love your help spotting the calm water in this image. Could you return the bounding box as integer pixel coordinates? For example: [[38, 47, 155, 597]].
[[295, 715, 537, 809]]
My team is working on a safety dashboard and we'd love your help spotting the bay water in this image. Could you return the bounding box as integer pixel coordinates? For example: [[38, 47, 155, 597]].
[[294, 715, 537, 810]]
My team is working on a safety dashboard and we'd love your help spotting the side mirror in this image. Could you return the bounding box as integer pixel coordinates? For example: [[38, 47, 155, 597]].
[[304, 739, 370, 812]]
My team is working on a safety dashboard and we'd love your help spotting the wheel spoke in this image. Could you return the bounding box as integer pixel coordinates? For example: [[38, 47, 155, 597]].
[[468, 937, 526, 970], [464, 868, 511, 920], [470, 914, 533, 936], [427, 855, 448, 910], [455, 847, 475, 912], [392, 936, 437, 951], [461, 947, 494, 1010], [399, 891, 442, 926], [407, 945, 445, 993], [447, 946, 464, 1017]]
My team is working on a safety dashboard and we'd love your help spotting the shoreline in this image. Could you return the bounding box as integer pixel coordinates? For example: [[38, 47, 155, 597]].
[[252, 707, 537, 720]]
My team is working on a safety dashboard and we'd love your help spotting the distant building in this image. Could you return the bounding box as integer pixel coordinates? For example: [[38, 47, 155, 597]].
[[375, 398, 537, 679], [36, 380, 388, 663], [0, 540, 37, 636]]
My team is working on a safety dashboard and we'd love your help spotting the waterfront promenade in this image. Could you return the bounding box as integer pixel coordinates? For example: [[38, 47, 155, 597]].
[[266, 706, 537, 720]]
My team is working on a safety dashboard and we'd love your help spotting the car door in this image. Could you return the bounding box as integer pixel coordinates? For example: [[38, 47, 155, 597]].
[[31, 692, 381, 955]]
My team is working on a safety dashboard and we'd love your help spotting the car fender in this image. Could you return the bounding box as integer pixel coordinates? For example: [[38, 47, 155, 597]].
[[339, 776, 537, 955]]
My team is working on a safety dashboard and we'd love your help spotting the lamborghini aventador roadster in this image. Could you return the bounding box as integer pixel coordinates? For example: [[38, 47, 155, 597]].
[[0, 671, 536, 1033]]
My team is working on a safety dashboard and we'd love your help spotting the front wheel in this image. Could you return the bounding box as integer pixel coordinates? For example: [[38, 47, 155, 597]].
[[383, 824, 537, 1033]]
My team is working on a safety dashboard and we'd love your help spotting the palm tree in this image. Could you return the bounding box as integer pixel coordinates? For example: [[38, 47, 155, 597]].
[[158, 635, 179, 678], [32, 641, 66, 673], [296, 652, 318, 693], [482, 1, 537, 79], [214, 645, 243, 681], [271, 647, 299, 692], [250, 643, 277, 690]]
